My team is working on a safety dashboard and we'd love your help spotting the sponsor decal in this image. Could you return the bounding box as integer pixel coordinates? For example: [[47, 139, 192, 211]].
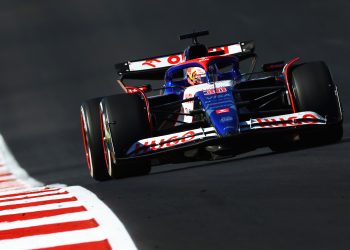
[[142, 59, 161, 68], [141, 55, 184, 68], [128, 128, 218, 155], [128, 44, 242, 71], [240, 112, 326, 130], [203, 87, 227, 95], [130, 54, 185, 70], [135, 130, 196, 154], [208, 46, 229, 54], [255, 113, 318, 128], [182, 82, 232, 123], [167, 55, 182, 64], [220, 116, 233, 122], [215, 108, 230, 114]]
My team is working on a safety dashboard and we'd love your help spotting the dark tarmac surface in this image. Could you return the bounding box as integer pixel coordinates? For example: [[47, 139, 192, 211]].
[[0, 1, 349, 249]]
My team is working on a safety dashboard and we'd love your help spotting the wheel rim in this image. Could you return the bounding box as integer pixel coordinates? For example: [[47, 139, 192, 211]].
[[80, 108, 93, 175], [100, 109, 114, 176]]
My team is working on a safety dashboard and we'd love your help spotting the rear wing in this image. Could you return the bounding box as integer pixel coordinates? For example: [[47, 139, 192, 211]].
[[115, 41, 255, 80]]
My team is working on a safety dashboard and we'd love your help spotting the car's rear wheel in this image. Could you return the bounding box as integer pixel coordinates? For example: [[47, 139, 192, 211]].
[[100, 94, 152, 178], [80, 98, 110, 181], [270, 61, 343, 152]]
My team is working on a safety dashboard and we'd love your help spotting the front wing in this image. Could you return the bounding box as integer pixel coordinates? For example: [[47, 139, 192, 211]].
[[124, 111, 327, 159]]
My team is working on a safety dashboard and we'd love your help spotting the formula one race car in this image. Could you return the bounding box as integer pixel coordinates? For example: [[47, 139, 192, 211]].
[[80, 31, 343, 181]]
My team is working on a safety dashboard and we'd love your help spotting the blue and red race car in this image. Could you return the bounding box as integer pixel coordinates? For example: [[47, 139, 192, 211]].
[[80, 31, 343, 180]]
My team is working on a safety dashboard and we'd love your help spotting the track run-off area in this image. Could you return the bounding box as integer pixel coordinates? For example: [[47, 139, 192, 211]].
[[0, 134, 136, 250]]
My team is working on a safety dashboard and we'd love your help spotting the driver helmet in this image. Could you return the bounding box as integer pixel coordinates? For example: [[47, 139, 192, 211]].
[[186, 67, 206, 85]]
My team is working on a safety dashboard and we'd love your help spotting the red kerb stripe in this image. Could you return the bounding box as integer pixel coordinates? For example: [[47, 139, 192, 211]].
[[0, 197, 77, 211], [0, 206, 87, 222], [34, 239, 111, 250], [0, 178, 16, 183], [0, 172, 11, 177], [0, 188, 60, 199], [0, 218, 99, 240], [0, 191, 69, 203]]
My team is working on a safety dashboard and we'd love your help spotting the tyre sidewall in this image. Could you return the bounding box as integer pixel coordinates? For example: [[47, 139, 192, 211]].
[[81, 98, 110, 181]]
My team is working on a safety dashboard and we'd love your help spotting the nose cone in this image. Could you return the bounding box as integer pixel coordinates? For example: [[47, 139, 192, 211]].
[[196, 89, 239, 137], [210, 107, 239, 136]]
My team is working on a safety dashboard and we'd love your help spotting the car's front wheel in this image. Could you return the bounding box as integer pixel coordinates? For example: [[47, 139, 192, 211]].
[[100, 94, 152, 178], [291, 61, 343, 144], [269, 61, 343, 152], [80, 98, 110, 181]]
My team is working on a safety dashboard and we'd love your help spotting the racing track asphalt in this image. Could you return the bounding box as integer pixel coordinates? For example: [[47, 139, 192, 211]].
[[0, 1, 350, 249]]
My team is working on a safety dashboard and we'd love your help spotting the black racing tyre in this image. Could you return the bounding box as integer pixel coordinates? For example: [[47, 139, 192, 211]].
[[291, 61, 343, 144], [100, 94, 152, 178], [291, 62, 342, 123], [270, 61, 343, 152], [80, 98, 110, 181]]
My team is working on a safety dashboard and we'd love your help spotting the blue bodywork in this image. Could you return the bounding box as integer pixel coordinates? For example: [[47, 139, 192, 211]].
[[196, 88, 239, 136], [163, 57, 242, 137]]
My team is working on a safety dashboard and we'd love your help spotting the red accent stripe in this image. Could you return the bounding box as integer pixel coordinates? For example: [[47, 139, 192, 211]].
[[0, 206, 86, 222], [0, 191, 69, 203], [35, 239, 111, 250], [100, 111, 110, 171], [283, 57, 300, 113], [0, 178, 16, 183], [80, 112, 92, 171], [126, 87, 152, 132], [0, 188, 60, 199], [0, 172, 11, 177], [0, 197, 77, 211], [0, 218, 98, 240]]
